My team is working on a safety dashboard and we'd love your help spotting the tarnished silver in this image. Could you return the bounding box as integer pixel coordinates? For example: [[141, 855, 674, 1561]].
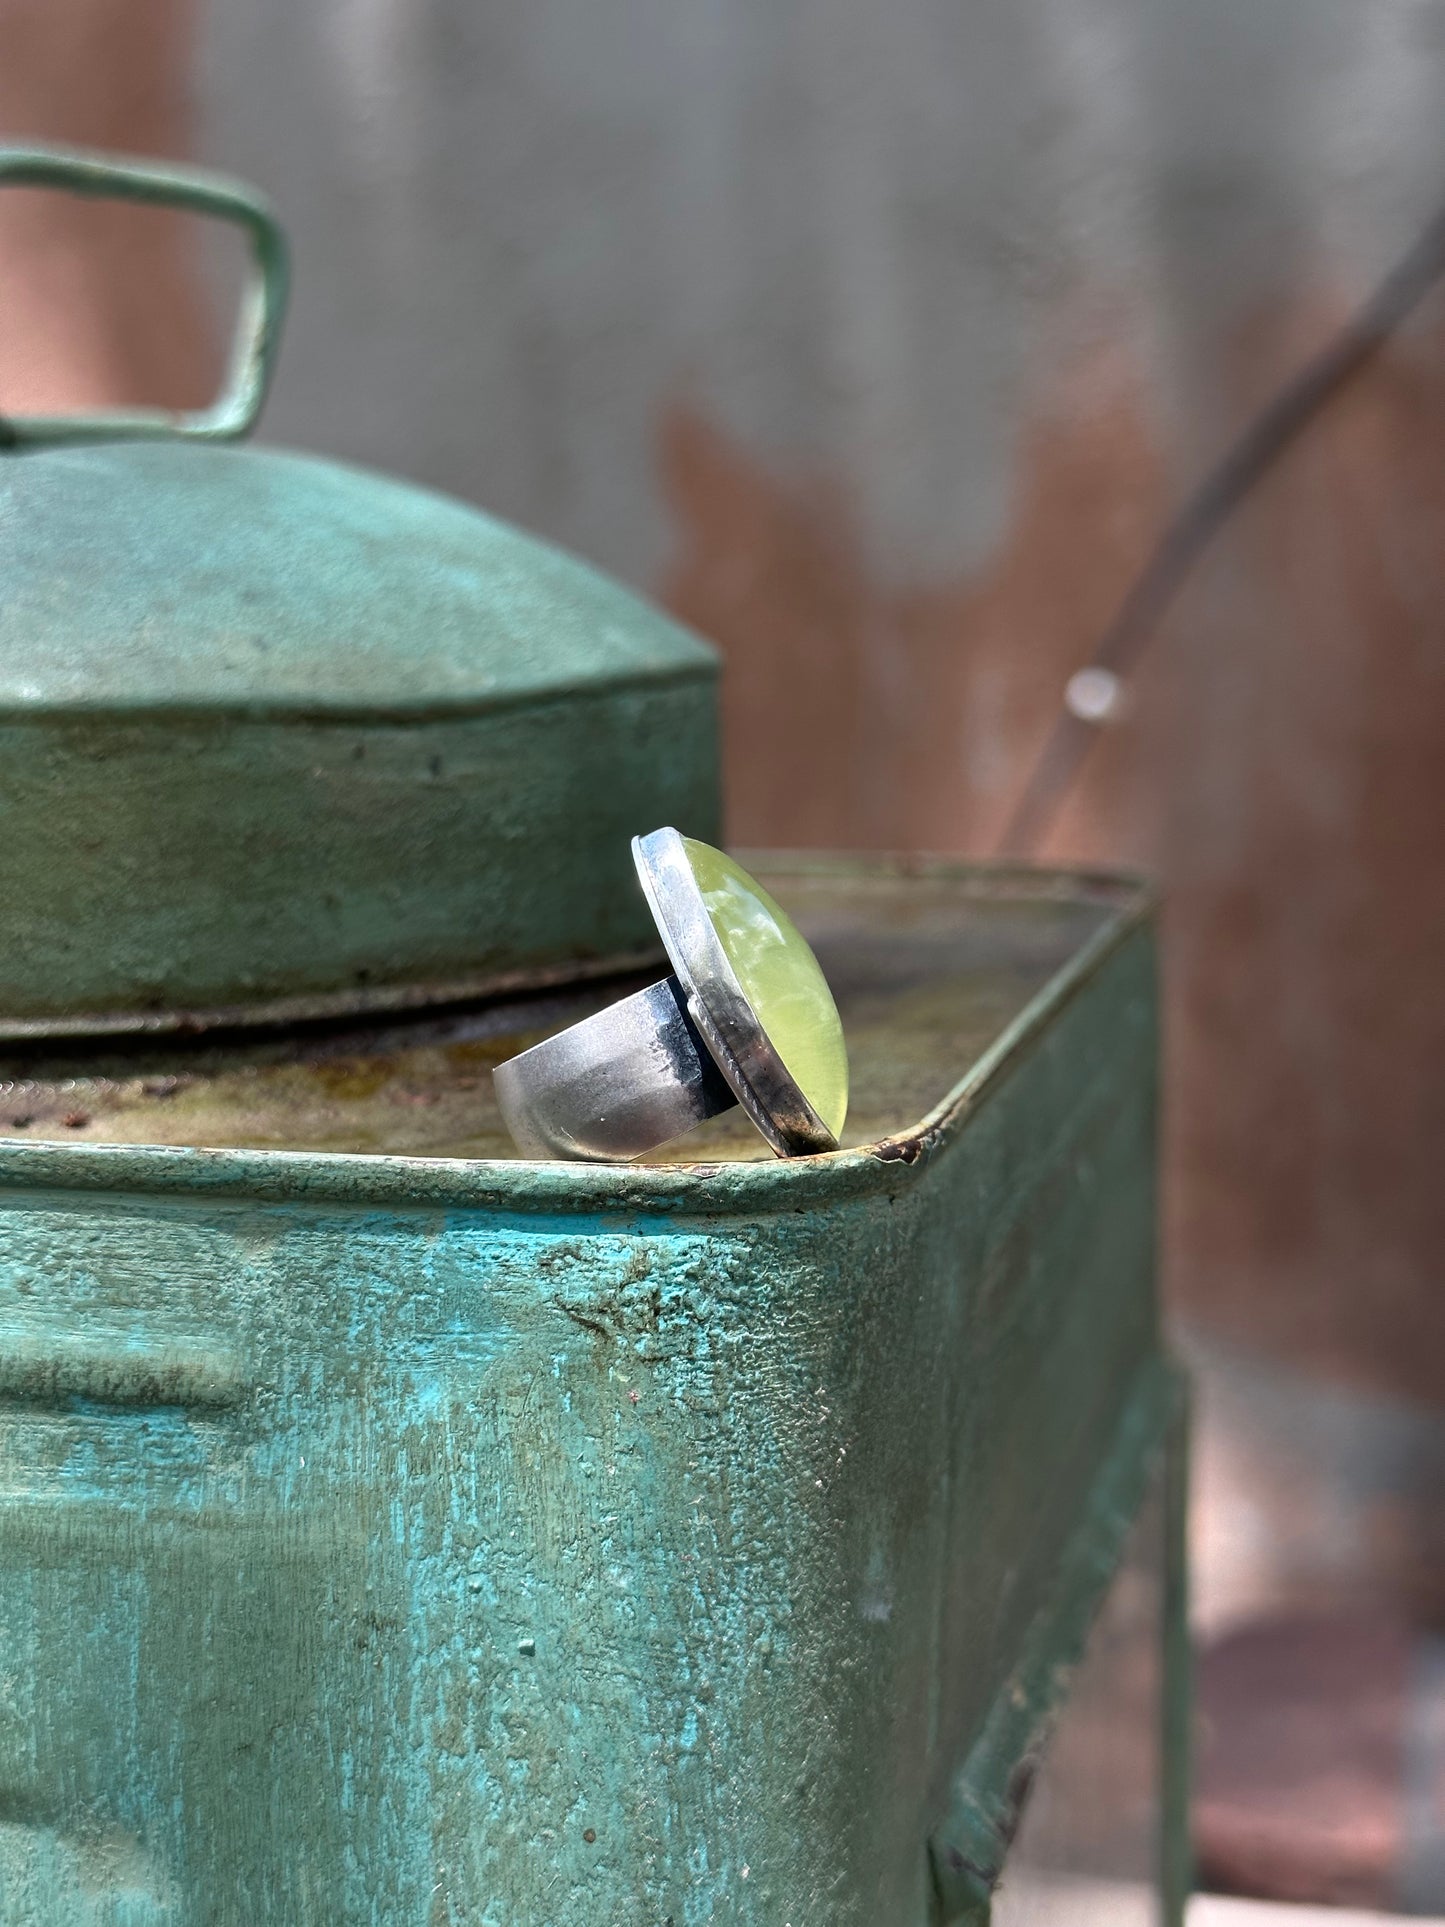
[[492, 827, 840, 1162], [493, 976, 734, 1160]]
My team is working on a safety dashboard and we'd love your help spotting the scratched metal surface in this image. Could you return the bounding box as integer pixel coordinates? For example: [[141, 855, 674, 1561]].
[[0, 864, 1172, 1925]]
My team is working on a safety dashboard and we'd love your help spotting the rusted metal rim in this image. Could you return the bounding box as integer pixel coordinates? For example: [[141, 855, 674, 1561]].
[[0, 857, 1155, 1210]]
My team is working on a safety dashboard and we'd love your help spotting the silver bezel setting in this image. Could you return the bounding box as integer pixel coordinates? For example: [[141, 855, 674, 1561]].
[[632, 827, 839, 1158]]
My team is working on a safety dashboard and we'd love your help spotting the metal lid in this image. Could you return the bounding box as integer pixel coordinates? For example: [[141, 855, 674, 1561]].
[[0, 147, 719, 1034], [2, 441, 715, 719]]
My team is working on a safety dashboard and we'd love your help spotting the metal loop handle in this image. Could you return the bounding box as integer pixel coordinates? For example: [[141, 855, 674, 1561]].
[[0, 144, 288, 450]]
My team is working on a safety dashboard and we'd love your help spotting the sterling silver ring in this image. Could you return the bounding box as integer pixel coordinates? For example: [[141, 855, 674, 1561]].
[[492, 828, 849, 1162]]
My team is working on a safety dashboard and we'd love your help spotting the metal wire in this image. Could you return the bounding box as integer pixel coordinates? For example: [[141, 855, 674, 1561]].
[[995, 196, 1445, 856]]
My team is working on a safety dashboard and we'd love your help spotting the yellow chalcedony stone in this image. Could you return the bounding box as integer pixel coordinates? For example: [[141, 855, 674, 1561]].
[[681, 837, 849, 1141]]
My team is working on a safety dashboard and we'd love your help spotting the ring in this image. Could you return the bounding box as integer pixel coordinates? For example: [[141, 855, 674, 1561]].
[[493, 828, 848, 1161]]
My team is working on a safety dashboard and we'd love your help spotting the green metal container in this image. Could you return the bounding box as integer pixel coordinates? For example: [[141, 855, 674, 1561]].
[[0, 149, 1184, 1925], [0, 861, 1184, 1925]]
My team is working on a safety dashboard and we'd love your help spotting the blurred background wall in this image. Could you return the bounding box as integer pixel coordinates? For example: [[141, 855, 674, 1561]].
[[4, 0, 1445, 1901]]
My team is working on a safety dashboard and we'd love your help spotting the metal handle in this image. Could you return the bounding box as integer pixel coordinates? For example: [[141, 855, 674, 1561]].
[[0, 144, 288, 450]]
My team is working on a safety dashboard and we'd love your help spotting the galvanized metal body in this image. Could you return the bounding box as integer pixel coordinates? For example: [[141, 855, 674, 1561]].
[[0, 863, 1182, 1924]]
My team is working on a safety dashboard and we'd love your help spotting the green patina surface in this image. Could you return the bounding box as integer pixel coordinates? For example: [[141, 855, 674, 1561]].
[[0, 445, 717, 715], [0, 441, 719, 1026], [0, 863, 1181, 1924]]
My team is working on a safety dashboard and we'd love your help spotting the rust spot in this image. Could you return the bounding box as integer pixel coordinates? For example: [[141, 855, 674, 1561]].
[[869, 1136, 923, 1166]]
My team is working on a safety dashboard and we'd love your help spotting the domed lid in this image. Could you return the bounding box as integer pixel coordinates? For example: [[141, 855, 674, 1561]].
[[0, 146, 719, 1035], [2, 440, 714, 719]]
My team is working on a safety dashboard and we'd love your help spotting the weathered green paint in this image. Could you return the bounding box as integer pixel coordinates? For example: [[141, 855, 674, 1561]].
[[0, 441, 718, 1028], [0, 864, 1180, 1924], [928, 1362, 1184, 1922], [0, 143, 718, 1032]]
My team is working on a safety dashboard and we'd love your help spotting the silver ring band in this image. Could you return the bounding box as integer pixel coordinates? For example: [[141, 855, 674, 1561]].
[[493, 975, 736, 1161]]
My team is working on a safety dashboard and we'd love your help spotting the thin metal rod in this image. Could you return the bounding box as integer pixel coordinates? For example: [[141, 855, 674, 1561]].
[[996, 194, 1445, 856]]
